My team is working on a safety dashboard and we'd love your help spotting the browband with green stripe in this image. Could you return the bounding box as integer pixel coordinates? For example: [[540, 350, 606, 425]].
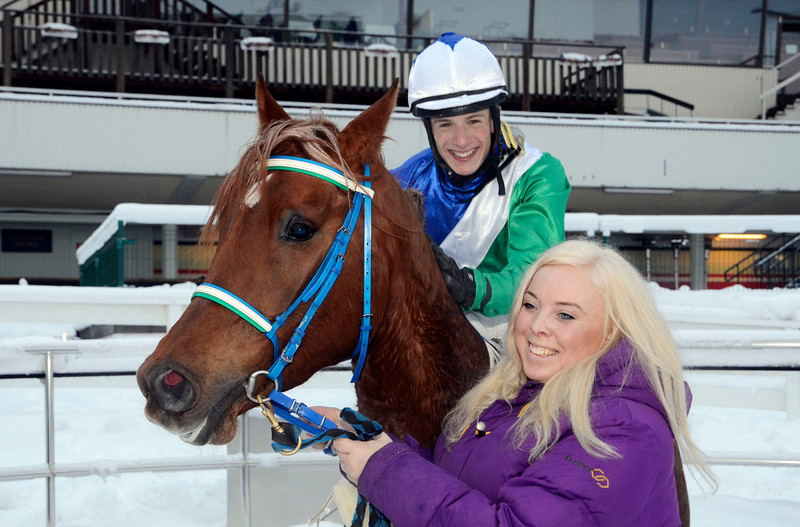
[[267, 155, 374, 198]]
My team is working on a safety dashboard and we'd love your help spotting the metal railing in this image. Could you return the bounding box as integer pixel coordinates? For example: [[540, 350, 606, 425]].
[[623, 88, 695, 117], [724, 233, 800, 288], [2, 338, 800, 525], [0, 342, 342, 527], [1, 9, 624, 112], [760, 50, 800, 119]]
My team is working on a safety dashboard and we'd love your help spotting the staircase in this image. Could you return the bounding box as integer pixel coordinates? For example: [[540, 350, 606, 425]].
[[724, 233, 800, 288], [774, 96, 800, 121]]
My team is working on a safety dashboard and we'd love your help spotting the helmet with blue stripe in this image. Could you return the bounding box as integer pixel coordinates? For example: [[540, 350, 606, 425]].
[[408, 33, 507, 118], [407, 33, 512, 189]]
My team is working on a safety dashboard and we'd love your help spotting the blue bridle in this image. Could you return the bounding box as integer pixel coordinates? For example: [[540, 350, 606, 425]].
[[192, 155, 389, 526], [191, 155, 373, 417]]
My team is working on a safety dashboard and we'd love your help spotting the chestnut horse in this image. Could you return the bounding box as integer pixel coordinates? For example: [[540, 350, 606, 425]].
[[136, 78, 488, 450]]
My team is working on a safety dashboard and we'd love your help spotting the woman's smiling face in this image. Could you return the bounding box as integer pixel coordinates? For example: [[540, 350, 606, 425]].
[[514, 265, 609, 383], [430, 109, 493, 176]]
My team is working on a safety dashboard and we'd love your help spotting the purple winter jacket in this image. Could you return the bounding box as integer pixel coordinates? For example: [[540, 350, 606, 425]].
[[358, 339, 685, 526]]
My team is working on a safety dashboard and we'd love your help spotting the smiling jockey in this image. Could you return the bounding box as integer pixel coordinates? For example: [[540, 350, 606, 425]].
[[392, 33, 571, 354]]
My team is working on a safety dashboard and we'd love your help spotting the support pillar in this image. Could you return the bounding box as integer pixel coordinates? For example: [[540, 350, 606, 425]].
[[162, 224, 178, 281], [690, 233, 707, 290]]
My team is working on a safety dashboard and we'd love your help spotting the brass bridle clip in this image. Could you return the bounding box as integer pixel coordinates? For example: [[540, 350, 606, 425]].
[[256, 394, 303, 456], [244, 371, 303, 455]]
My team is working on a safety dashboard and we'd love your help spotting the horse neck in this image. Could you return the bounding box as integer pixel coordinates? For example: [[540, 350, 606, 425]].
[[354, 184, 489, 447], [356, 273, 488, 448]]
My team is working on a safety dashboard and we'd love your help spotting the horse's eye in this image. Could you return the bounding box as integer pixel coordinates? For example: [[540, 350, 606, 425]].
[[285, 220, 315, 242]]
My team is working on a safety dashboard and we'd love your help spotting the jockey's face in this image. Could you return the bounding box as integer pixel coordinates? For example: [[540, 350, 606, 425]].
[[430, 109, 493, 177]]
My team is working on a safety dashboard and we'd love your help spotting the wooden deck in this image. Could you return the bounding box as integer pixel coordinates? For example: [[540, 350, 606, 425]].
[[1, 8, 623, 113]]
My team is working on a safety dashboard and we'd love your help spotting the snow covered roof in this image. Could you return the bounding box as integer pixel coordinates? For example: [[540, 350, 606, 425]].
[[595, 215, 800, 236], [75, 203, 212, 265]]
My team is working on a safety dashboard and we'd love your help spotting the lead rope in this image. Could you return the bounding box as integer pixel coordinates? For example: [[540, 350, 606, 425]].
[[258, 399, 390, 527]]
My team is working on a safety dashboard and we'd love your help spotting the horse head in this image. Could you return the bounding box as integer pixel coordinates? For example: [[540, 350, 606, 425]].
[[137, 77, 487, 448]]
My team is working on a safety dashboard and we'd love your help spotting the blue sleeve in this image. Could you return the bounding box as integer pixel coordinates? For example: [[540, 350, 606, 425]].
[[391, 148, 433, 190]]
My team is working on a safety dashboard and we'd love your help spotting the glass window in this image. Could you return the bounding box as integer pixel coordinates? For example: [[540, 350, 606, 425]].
[[213, 1, 403, 44], [412, 0, 530, 40], [764, 0, 800, 66], [2, 229, 53, 253], [411, 0, 640, 58], [593, 0, 647, 61], [209, 0, 792, 66], [649, 0, 763, 65]]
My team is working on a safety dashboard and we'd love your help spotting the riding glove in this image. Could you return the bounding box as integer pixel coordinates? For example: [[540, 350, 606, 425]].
[[427, 235, 476, 309]]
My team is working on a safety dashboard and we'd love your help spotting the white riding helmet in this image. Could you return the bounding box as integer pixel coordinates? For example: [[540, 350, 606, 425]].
[[408, 32, 507, 117]]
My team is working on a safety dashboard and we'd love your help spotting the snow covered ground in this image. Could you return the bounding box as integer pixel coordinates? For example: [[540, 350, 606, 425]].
[[1, 282, 799, 526]]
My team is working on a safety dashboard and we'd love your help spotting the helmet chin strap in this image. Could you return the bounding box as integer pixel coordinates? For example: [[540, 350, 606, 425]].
[[424, 106, 508, 195]]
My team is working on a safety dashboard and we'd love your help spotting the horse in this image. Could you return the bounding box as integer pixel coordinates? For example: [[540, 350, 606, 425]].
[[135, 77, 489, 451]]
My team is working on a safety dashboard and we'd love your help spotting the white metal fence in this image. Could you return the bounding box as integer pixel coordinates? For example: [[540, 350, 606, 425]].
[[1, 290, 800, 525], [2, 337, 799, 526], [0, 342, 346, 527]]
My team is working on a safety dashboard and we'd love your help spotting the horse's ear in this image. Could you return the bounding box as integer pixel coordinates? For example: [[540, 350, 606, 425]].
[[340, 79, 399, 162], [256, 75, 291, 127]]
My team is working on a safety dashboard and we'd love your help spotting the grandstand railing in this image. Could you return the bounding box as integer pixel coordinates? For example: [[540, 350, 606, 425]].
[[1, 9, 623, 113], [72, 206, 800, 290]]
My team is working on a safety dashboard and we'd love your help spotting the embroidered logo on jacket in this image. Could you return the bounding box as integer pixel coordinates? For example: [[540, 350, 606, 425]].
[[565, 454, 610, 489]]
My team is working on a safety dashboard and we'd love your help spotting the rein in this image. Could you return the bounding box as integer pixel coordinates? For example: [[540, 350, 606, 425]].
[[191, 155, 375, 448]]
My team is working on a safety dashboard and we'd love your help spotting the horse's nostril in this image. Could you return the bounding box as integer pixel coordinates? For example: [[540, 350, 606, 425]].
[[148, 366, 197, 413], [163, 375, 191, 402], [164, 370, 184, 387]]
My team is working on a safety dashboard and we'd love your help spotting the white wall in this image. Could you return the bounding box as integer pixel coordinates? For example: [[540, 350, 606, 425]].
[[0, 222, 97, 281], [2, 90, 798, 193], [625, 63, 779, 119]]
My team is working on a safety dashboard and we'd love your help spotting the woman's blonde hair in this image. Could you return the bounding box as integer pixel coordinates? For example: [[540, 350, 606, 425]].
[[444, 239, 716, 486]]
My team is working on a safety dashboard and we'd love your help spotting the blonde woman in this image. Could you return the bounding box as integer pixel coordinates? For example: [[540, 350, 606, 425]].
[[324, 239, 716, 526]]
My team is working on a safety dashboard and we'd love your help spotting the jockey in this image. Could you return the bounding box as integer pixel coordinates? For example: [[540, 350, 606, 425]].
[[392, 32, 571, 354]]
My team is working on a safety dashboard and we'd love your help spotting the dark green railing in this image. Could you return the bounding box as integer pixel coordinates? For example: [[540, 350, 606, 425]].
[[79, 221, 133, 287], [724, 233, 800, 289]]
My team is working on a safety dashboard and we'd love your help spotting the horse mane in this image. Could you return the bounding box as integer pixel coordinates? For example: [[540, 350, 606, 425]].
[[201, 114, 364, 245]]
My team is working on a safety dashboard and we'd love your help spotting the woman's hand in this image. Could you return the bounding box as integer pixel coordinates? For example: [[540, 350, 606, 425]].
[[331, 432, 393, 486], [311, 406, 393, 486]]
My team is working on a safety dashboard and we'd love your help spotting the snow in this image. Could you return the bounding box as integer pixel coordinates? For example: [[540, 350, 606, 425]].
[[559, 52, 623, 68], [597, 215, 800, 235], [39, 23, 79, 39], [240, 37, 275, 52], [1, 283, 800, 526]]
